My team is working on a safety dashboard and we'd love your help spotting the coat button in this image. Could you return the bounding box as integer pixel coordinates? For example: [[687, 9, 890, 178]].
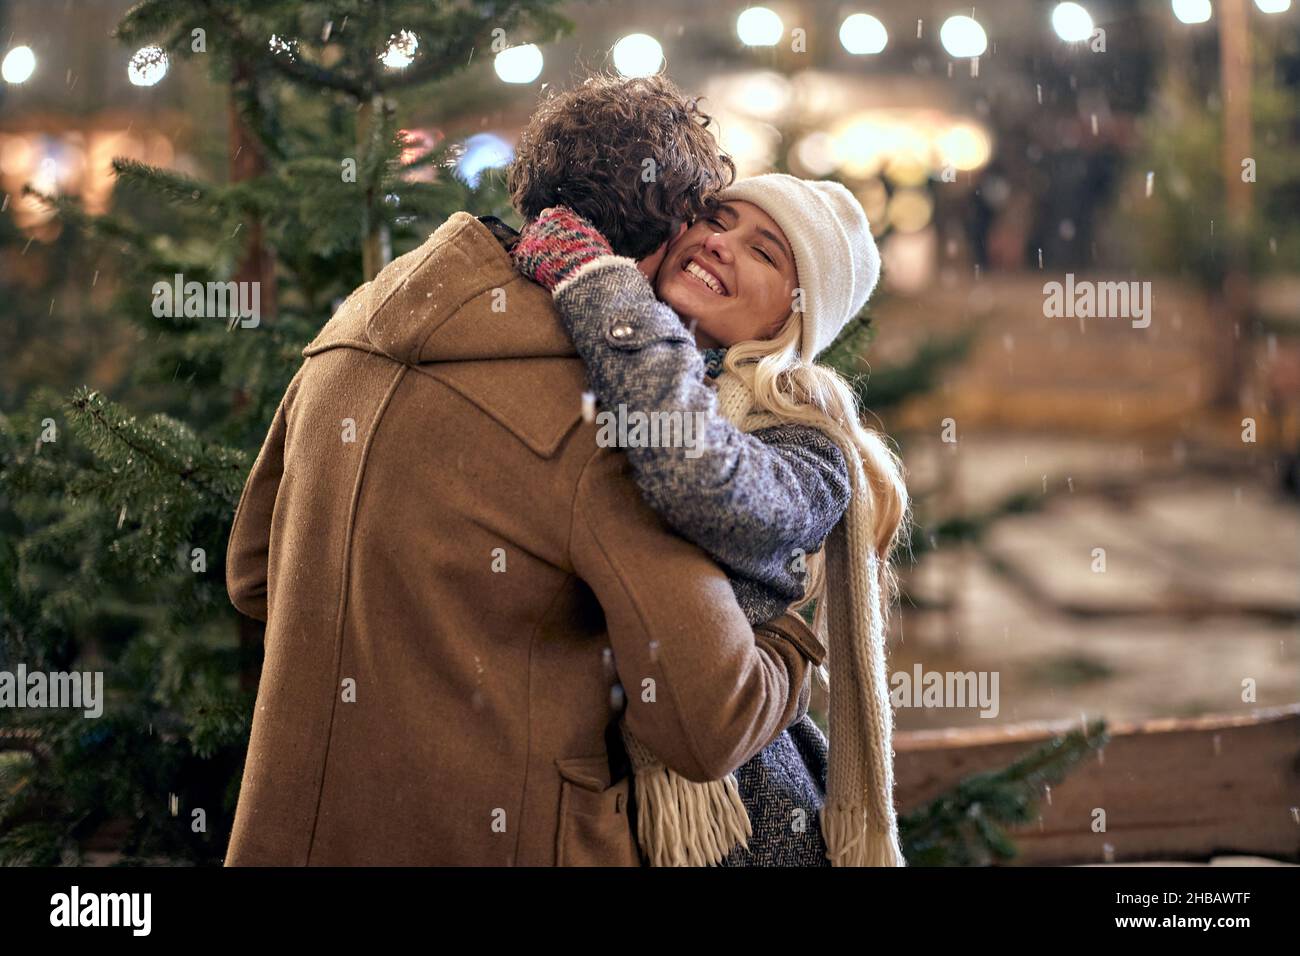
[[610, 323, 634, 339]]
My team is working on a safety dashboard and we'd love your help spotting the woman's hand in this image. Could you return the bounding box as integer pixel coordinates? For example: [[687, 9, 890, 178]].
[[511, 206, 614, 292]]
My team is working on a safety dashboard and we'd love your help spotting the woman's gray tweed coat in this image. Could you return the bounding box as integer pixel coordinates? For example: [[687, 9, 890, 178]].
[[548, 250, 853, 867]]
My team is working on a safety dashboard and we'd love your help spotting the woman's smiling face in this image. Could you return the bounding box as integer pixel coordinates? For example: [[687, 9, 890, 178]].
[[654, 200, 798, 349]]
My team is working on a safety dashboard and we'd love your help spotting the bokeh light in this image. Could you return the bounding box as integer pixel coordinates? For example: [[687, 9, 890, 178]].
[[1172, 0, 1212, 24], [737, 7, 784, 46], [611, 33, 664, 78], [839, 14, 888, 55], [456, 133, 513, 187], [1052, 3, 1095, 42], [494, 44, 543, 83], [2, 46, 36, 85], [939, 15, 988, 58]]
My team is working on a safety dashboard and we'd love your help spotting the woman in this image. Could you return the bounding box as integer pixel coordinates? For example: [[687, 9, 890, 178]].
[[512, 173, 911, 866]]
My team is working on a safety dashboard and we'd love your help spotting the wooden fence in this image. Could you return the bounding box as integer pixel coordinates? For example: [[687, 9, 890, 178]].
[[896, 704, 1300, 865]]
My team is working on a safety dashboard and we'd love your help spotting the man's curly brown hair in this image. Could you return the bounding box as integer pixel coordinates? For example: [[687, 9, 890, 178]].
[[507, 73, 736, 260]]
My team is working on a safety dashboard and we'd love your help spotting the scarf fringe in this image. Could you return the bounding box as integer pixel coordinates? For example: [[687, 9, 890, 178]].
[[821, 803, 907, 867], [632, 762, 751, 866]]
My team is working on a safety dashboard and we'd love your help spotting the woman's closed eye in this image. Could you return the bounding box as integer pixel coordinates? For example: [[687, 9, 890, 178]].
[[702, 213, 774, 265]]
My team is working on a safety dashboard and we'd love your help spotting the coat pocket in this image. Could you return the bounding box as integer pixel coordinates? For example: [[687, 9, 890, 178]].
[[554, 755, 640, 867]]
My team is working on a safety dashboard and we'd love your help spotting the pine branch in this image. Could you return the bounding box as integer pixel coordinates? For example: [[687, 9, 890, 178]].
[[0, 821, 68, 866], [821, 311, 878, 372], [184, 687, 253, 760], [900, 718, 1110, 866], [111, 158, 224, 208], [65, 388, 246, 508], [20, 185, 212, 282], [860, 325, 982, 413]]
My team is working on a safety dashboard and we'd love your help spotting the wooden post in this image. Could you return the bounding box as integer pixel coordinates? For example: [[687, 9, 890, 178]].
[[1212, 0, 1254, 410], [357, 94, 392, 281], [228, 58, 277, 327], [228, 55, 276, 694]]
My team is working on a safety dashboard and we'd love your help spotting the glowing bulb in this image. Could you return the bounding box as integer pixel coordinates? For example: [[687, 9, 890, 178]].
[[611, 34, 663, 78], [737, 7, 783, 47], [2, 45, 35, 84], [1052, 3, 1095, 42], [1254, 0, 1290, 12], [380, 30, 418, 69], [128, 46, 168, 86], [839, 14, 888, 55], [939, 15, 988, 58], [1172, 0, 1212, 24], [494, 44, 543, 83]]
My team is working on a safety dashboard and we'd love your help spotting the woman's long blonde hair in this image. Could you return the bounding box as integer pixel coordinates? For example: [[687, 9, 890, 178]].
[[720, 309, 912, 691]]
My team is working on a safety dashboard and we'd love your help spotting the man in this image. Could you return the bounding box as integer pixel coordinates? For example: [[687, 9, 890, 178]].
[[223, 74, 826, 866]]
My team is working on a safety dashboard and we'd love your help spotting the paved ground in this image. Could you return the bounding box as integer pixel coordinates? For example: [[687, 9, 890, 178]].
[[846, 274, 1300, 734], [881, 433, 1299, 733]]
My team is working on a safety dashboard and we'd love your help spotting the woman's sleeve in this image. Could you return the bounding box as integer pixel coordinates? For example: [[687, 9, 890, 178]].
[[553, 255, 852, 603]]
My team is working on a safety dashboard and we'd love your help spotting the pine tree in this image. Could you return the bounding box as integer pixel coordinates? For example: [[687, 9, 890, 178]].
[[0, 0, 567, 865]]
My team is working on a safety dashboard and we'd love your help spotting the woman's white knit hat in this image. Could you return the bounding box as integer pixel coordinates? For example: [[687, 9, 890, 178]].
[[717, 173, 881, 360]]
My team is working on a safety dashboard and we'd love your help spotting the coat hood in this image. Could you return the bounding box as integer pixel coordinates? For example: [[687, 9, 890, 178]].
[[302, 212, 583, 458], [304, 211, 575, 366]]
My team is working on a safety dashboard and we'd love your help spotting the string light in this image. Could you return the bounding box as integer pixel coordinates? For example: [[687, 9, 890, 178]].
[[2, 45, 36, 84], [737, 7, 783, 46], [380, 30, 418, 69], [1172, 0, 1212, 24], [494, 44, 543, 83], [1052, 3, 1095, 42], [128, 46, 168, 86], [939, 15, 988, 57], [612, 34, 663, 77], [839, 14, 888, 54]]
